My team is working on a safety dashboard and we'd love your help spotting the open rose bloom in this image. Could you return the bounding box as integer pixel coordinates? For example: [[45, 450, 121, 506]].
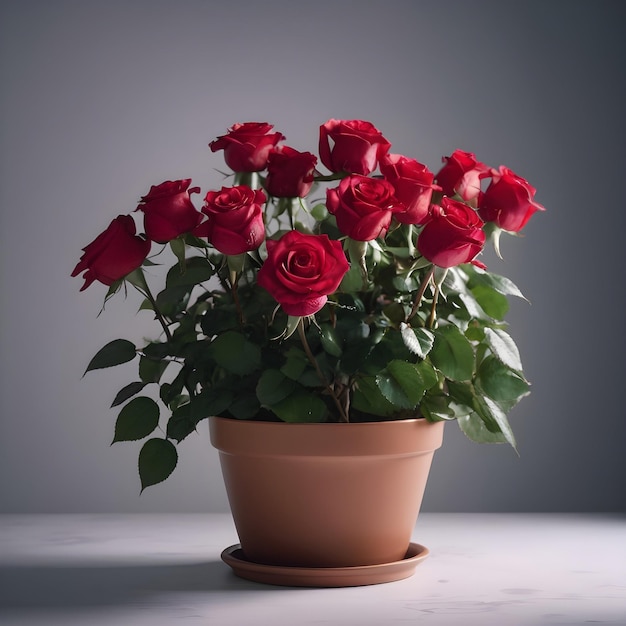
[[73, 118, 544, 489]]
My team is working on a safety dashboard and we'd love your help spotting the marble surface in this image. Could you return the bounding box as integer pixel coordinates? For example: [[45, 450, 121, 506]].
[[0, 513, 624, 625]]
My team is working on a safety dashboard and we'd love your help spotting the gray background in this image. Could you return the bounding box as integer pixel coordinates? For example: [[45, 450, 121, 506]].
[[1, 0, 624, 514]]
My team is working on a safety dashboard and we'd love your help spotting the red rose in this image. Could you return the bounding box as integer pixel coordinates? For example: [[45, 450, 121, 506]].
[[380, 154, 439, 225], [417, 198, 486, 268], [257, 230, 350, 316], [326, 175, 403, 241], [72, 215, 150, 291], [265, 145, 318, 198], [209, 122, 285, 172], [319, 119, 391, 175], [478, 166, 545, 232], [435, 150, 490, 202], [196, 185, 266, 255], [136, 179, 202, 244]]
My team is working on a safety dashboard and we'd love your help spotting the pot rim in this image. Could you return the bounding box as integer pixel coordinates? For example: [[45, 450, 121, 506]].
[[209, 415, 444, 457]]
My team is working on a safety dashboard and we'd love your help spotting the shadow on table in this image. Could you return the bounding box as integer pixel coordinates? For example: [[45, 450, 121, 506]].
[[0, 560, 286, 610]]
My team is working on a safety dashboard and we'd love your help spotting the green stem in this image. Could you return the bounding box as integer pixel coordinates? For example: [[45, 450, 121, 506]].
[[405, 265, 435, 324], [427, 283, 440, 329], [134, 276, 173, 342], [297, 319, 349, 423], [230, 280, 244, 327]]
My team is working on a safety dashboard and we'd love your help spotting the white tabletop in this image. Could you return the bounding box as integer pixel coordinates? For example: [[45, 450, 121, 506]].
[[0, 513, 624, 625]]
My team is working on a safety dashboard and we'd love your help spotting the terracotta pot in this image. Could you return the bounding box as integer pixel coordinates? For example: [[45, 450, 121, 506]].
[[210, 416, 444, 568]]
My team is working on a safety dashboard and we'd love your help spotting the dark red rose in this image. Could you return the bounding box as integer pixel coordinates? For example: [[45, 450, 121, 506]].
[[380, 153, 439, 225], [435, 150, 490, 202], [136, 179, 202, 244], [326, 175, 403, 241], [265, 145, 318, 198], [478, 166, 545, 232], [195, 185, 266, 255], [417, 198, 486, 268], [257, 230, 350, 316], [319, 119, 391, 175], [72, 215, 150, 291], [209, 122, 285, 172]]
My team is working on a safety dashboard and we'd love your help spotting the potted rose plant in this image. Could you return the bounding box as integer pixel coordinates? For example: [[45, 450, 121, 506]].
[[73, 119, 543, 585]]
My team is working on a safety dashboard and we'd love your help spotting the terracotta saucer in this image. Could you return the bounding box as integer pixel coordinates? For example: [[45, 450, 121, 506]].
[[220, 542, 429, 587]]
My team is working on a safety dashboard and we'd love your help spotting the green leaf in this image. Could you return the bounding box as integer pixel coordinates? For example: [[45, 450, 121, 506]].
[[210, 331, 261, 375], [417, 359, 439, 389], [85, 339, 137, 373], [138, 438, 178, 491], [471, 284, 509, 320], [458, 292, 490, 321], [319, 324, 342, 357], [170, 237, 186, 271], [271, 390, 327, 423], [229, 395, 261, 420], [420, 393, 456, 421], [467, 267, 527, 300], [256, 369, 297, 406], [280, 348, 309, 381], [112, 397, 160, 443], [166, 405, 197, 442], [111, 381, 148, 407], [484, 327, 523, 372], [476, 356, 530, 405], [166, 256, 215, 289], [166, 387, 234, 441], [457, 412, 509, 444], [376, 360, 427, 409], [429, 325, 475, 381], [473, 395, 518, 451], [400, 323, 434, 358], [139, 355, 169, 383], [340, 266, 365, 292], [352, 376, 396, 417]]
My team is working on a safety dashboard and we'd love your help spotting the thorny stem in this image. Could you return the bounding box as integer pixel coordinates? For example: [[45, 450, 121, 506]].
[[230, 279, 244, 327], [427, 283, 440, 329], [297, 319, 350, 423], [405, 266, 435, 324], [140, 283, 173, 342]]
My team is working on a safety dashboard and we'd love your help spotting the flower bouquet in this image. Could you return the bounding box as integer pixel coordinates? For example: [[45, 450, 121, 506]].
[[73, 119, 544, 490]]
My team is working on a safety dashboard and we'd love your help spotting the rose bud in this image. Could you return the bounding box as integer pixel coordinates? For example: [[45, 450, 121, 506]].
[[209, 122, 285, 172], [417, 198, 486, 268], [265, 146, 318, 198], [195, 185, 266, 255], [319, 119, 391, 175], [72, 215, 150, 291], [326, 175, 403, 241], [380, 153, 439, 225], [478, 166, 545, 232], [136, 179, 202, 244], [435, 150, 490, 203]]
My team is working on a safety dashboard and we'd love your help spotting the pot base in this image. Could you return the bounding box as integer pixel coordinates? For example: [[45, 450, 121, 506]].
[[221, 542, 429, 587]]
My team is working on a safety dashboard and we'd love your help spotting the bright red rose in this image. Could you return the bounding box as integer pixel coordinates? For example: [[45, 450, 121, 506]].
[[478, 166, 545, 232], [380, 154, 439, 225], [209, 122, 285, 172], [196, 185, 266, 255], [319, 119, 391, 175], [136, 179, 202, 244], [326, 175, 403, 241], [72, 215, 150, 291], [265, 145, 318, 198], [257, 230, 350, 316], [435, 150, 490, 202], [417, 198, 486, 268]]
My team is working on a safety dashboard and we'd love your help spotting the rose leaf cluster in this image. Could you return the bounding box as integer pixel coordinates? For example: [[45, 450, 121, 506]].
[[73, 119, 543, 489]]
